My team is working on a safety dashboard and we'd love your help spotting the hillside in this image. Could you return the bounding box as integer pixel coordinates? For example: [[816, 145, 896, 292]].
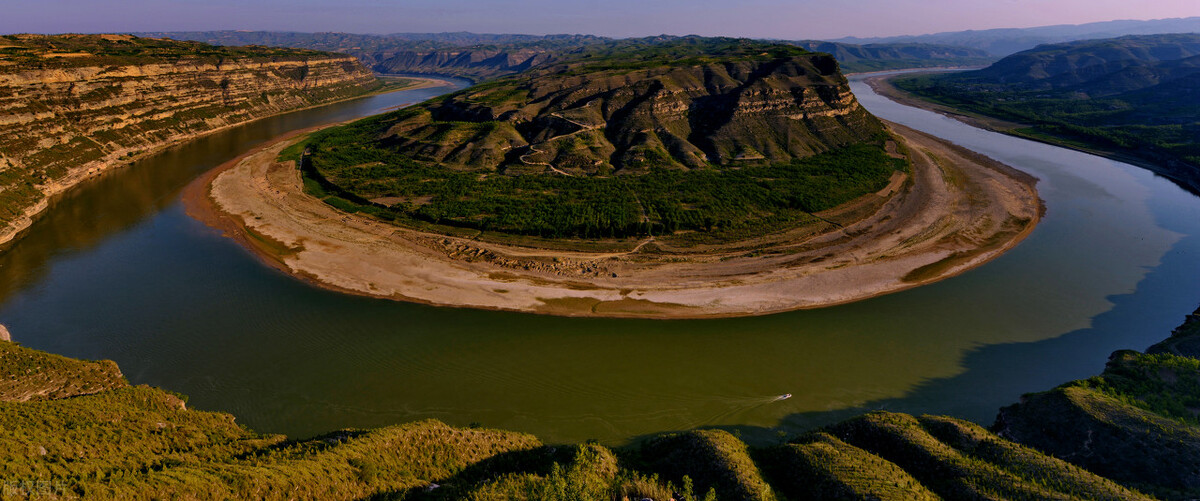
[[138, 30, 614, 81], [0, 34, 382, 248], [143, 31, 999, 79], [894, 34, 1200, 194], [791, 41, 995, 72], [833, 16, 1200, 56], [8, 304, 1200, 498], [297, 39, 897, 239]]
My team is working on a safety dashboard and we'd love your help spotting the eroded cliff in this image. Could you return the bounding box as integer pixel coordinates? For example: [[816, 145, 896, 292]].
[[0, 34, 380, 246], [374, 44, 883, 174]]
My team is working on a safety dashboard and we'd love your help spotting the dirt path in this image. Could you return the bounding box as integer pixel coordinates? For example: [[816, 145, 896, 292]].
[[191, 121, 1041, 318]]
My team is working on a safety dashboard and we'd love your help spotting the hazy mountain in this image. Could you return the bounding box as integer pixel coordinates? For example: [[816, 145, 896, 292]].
[[833, 16, 1200, 56], [894, 33, 1200, 193], [791, 40, 994, 71], [141, 30, 998, 80]]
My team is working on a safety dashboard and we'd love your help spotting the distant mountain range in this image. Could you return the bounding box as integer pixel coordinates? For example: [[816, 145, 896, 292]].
[[138, 31, 996, 80], [791, 40, 993, 71], [833, 16, 1200, 56], [894, 33, 1200, 194]]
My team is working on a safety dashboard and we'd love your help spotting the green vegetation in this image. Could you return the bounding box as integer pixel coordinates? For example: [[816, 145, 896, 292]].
[[821, 412, 1149, 501], [996, 325, 1200, 499], [762, 432, 939, 501], [0, 342, 126, 401], [637, 429, 774, 501], [302, 130, 902, 238], [893, 34, 1200, 193], [294, 39, 902, 242], [9, 304, 1200, 498], [0, 34, 335, 70]]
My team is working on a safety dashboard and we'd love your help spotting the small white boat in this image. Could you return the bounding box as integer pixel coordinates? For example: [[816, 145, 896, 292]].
[[776, 393, 792, 401]]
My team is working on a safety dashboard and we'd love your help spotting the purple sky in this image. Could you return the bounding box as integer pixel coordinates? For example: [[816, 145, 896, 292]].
[[3, 0, 1198, 39]]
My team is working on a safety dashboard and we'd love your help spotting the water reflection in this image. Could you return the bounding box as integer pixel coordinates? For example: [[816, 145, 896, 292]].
[[0, 74, 1196, 446]]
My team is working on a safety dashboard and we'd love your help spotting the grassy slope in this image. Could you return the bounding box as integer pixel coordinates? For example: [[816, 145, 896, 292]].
[[0, 342, 126, 402], [9, 306, 1200, 500], [0, 342, 544, 499], [996, 327, 1200, 499]]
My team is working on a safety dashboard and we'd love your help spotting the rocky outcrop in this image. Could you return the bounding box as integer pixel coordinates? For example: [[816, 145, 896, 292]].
[[0, 34, 379, 247], [373, 48, 883, 175]]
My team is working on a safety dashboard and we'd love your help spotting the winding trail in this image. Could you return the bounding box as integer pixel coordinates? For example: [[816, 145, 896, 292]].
[[517, 113, 603, 176]]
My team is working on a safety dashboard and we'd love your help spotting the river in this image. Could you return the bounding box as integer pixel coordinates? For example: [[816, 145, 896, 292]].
[[1, 73, 1198, 446]]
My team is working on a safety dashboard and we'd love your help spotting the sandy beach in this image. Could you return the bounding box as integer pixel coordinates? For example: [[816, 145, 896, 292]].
[[188, 120, 1041, 319]]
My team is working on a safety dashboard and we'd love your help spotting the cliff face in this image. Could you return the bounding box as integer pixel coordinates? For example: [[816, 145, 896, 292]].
[[0, 34, 379, 245], [378, 49, 882, 175]]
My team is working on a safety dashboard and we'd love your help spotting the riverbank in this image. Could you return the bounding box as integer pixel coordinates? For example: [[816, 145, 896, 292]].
[[864, 73, 1200, 196], [192, 118, 1041, 319], [0, 76, 450, 255]]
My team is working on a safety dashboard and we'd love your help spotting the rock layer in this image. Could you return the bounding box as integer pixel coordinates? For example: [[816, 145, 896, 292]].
[[0, 34, 379, 247], [378, 49, 883, 175]]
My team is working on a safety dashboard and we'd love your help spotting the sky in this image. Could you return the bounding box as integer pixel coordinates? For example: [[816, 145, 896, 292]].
[[3, 0, 1198, 40]]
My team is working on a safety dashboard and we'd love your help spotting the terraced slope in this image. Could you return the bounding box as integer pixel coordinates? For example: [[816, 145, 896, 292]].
[[0, 34, 381, 247]]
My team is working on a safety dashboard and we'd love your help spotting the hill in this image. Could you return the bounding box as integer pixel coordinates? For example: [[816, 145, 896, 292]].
[[893, 34, 1200, 194], [8, 304, 1200, 498], [0, 34, 383, 249], [137, 30, 615, 82], [296, 38, 898, 240], [142, 31, 999, 80], [791, 41, 994, 72], [833, 16, 1200, 56]]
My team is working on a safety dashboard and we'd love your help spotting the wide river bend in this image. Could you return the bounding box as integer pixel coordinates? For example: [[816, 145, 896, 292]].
[[2, 72, 1198, 445]]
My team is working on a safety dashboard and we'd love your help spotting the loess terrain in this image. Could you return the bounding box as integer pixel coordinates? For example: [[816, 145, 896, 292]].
[[298, 40, 895, 240], [0, 34, 382, 249]]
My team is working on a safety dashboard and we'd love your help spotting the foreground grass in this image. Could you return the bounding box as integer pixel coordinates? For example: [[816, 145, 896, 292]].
[[5, 308, 1200, 498]]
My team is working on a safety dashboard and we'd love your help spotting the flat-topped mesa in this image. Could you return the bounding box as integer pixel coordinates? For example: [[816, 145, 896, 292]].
[[0, 33, 380, 246], [376, 44, 883, 175]]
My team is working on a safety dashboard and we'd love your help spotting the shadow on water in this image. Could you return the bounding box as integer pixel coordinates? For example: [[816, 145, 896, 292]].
[[676, 226, 1200, 447]]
